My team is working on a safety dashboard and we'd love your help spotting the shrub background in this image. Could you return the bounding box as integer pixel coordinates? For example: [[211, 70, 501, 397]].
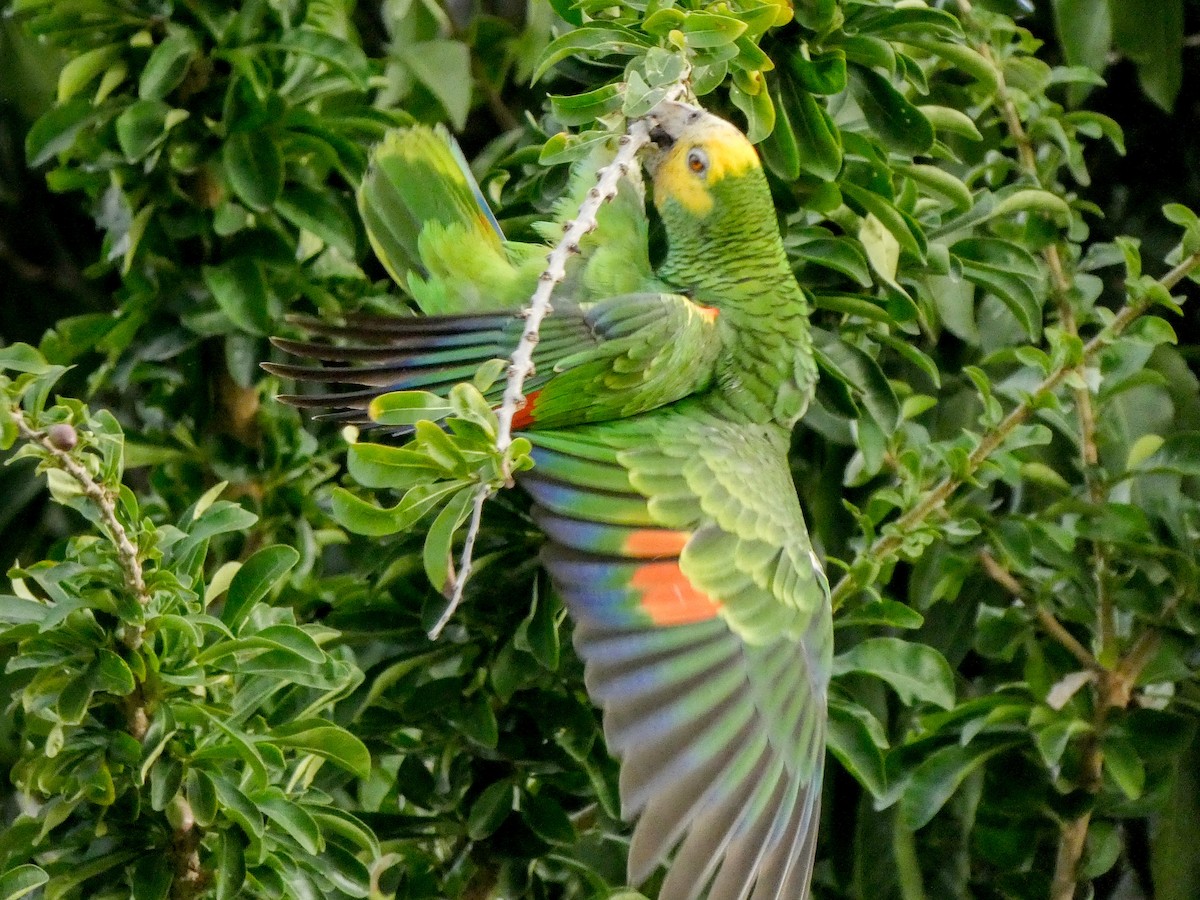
[[1, 1, 1200, 898]]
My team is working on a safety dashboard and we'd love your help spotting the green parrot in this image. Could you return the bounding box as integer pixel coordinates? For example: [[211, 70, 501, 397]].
[[266, 101, 832, 900]]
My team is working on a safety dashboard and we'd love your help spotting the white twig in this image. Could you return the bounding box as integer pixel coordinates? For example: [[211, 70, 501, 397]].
[[428, 117, 658, 639], [428, 483, 489, 639], [494, 118, 655, 454]]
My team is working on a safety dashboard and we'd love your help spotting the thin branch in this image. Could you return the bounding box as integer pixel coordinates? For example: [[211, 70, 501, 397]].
[[429, 114, 663, 639], [429, 483, 489, 639], [1050, 814, 1091, 900], [979, 551, 1104, 673], [494, 121, 655, 455], [964, 4, 1118, 666]]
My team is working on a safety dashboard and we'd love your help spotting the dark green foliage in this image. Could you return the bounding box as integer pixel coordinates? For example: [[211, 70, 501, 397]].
[[3, 0, 1200, 898]]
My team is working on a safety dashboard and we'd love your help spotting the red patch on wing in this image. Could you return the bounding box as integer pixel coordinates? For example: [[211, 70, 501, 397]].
[[624, 528, 691, 558], [629, 561, 722, 625], [510, 389, 541, 430], [697, 305, 719, 324]]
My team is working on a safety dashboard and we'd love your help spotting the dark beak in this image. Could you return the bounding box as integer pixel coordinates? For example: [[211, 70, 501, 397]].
[[648, 123, 676, 151]]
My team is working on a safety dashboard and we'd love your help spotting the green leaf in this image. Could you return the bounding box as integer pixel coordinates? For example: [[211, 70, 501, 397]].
[[680, 12, 747, 49], [1134, 432, 1200, 477], [423, 487, 475, 593], [94, 649, 136, 695], [793, 237, 873, 286], [832, 638, 956, 708], [222, 131, 283, 212], [308, 808, 381, 856], [25, 99, 103, 167], [895, 163, 973, 211], [919, 105, 983, 141], [851, 66, 934, 155], [952, 238, 1044, 339], [813, 331, 901, 431], [1109, 0, 1182, 110], [467, 780, 513, 840], [268, 28, 371, 89], [841, 183, 925, 260], [331, 487, 406, 536], [1103, 735, 1145, 799], [252, 788, 324, 854], [900, 740, 1017, 829], [221, 545, 300, 631], [782, 81, 842, 181], [760, 81, 800, 179], [992, 189, 1071, 221], [902, 39, 999, 93], [827, 702, 888, 798], [115, 102, 181, 164], [0, 595, 51, 625], [443, 692, 499, 748], [202, 257, 271, 336], [130, 854, 171, 900], [347, 442, 445, 490], [270, 720, 372, 777], [515, 581, 560, 671], [0, 865, 49, 900], [186, 769, 218, 826], [367, 391, 453, 427], [794, 0, 837, 31], [787, 50, 847, 95], [58, 44, 122, 102], [522, 791, 576, 846], [139, 30, 200, 101], [399, 41, 472, 131], [318, 843, 371, 897], [534, 25, 654, 83], [214, 829, 247, 900], [550, 85, 623, 126], [212, 776, 266, 858], [43, 851, 139, 900], [275, 185, 357, 258], [1052, 0, 1111, 78], [728, 77, 774, 144], [836, 600, 924, 630]]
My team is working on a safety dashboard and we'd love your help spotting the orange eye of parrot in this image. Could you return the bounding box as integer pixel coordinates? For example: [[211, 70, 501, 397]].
[[687, 148, 708, 175]]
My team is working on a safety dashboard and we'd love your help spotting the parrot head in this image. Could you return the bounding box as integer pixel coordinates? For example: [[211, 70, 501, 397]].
[[642, 102, 786, 291], [644, 101, 761, 218]]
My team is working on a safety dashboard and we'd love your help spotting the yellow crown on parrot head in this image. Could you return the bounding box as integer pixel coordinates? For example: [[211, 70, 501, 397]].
[[647, 106, 761, 217]]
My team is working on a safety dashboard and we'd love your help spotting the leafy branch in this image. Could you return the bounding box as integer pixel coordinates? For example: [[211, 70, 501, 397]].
[[9, 412, 150, 618], [831, 248, 1200, 612]]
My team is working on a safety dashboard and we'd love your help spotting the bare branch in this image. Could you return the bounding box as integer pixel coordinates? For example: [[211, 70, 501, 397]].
[[494, 121, 655, 456], [429, 483, 490, 639]]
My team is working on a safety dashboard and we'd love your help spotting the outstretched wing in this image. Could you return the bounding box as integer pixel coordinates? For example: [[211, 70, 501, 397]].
[[356, 126, 657, 316], [264, 293, 722, 430], [523, 404, 831, 900], [357, 125, 543, 314]]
